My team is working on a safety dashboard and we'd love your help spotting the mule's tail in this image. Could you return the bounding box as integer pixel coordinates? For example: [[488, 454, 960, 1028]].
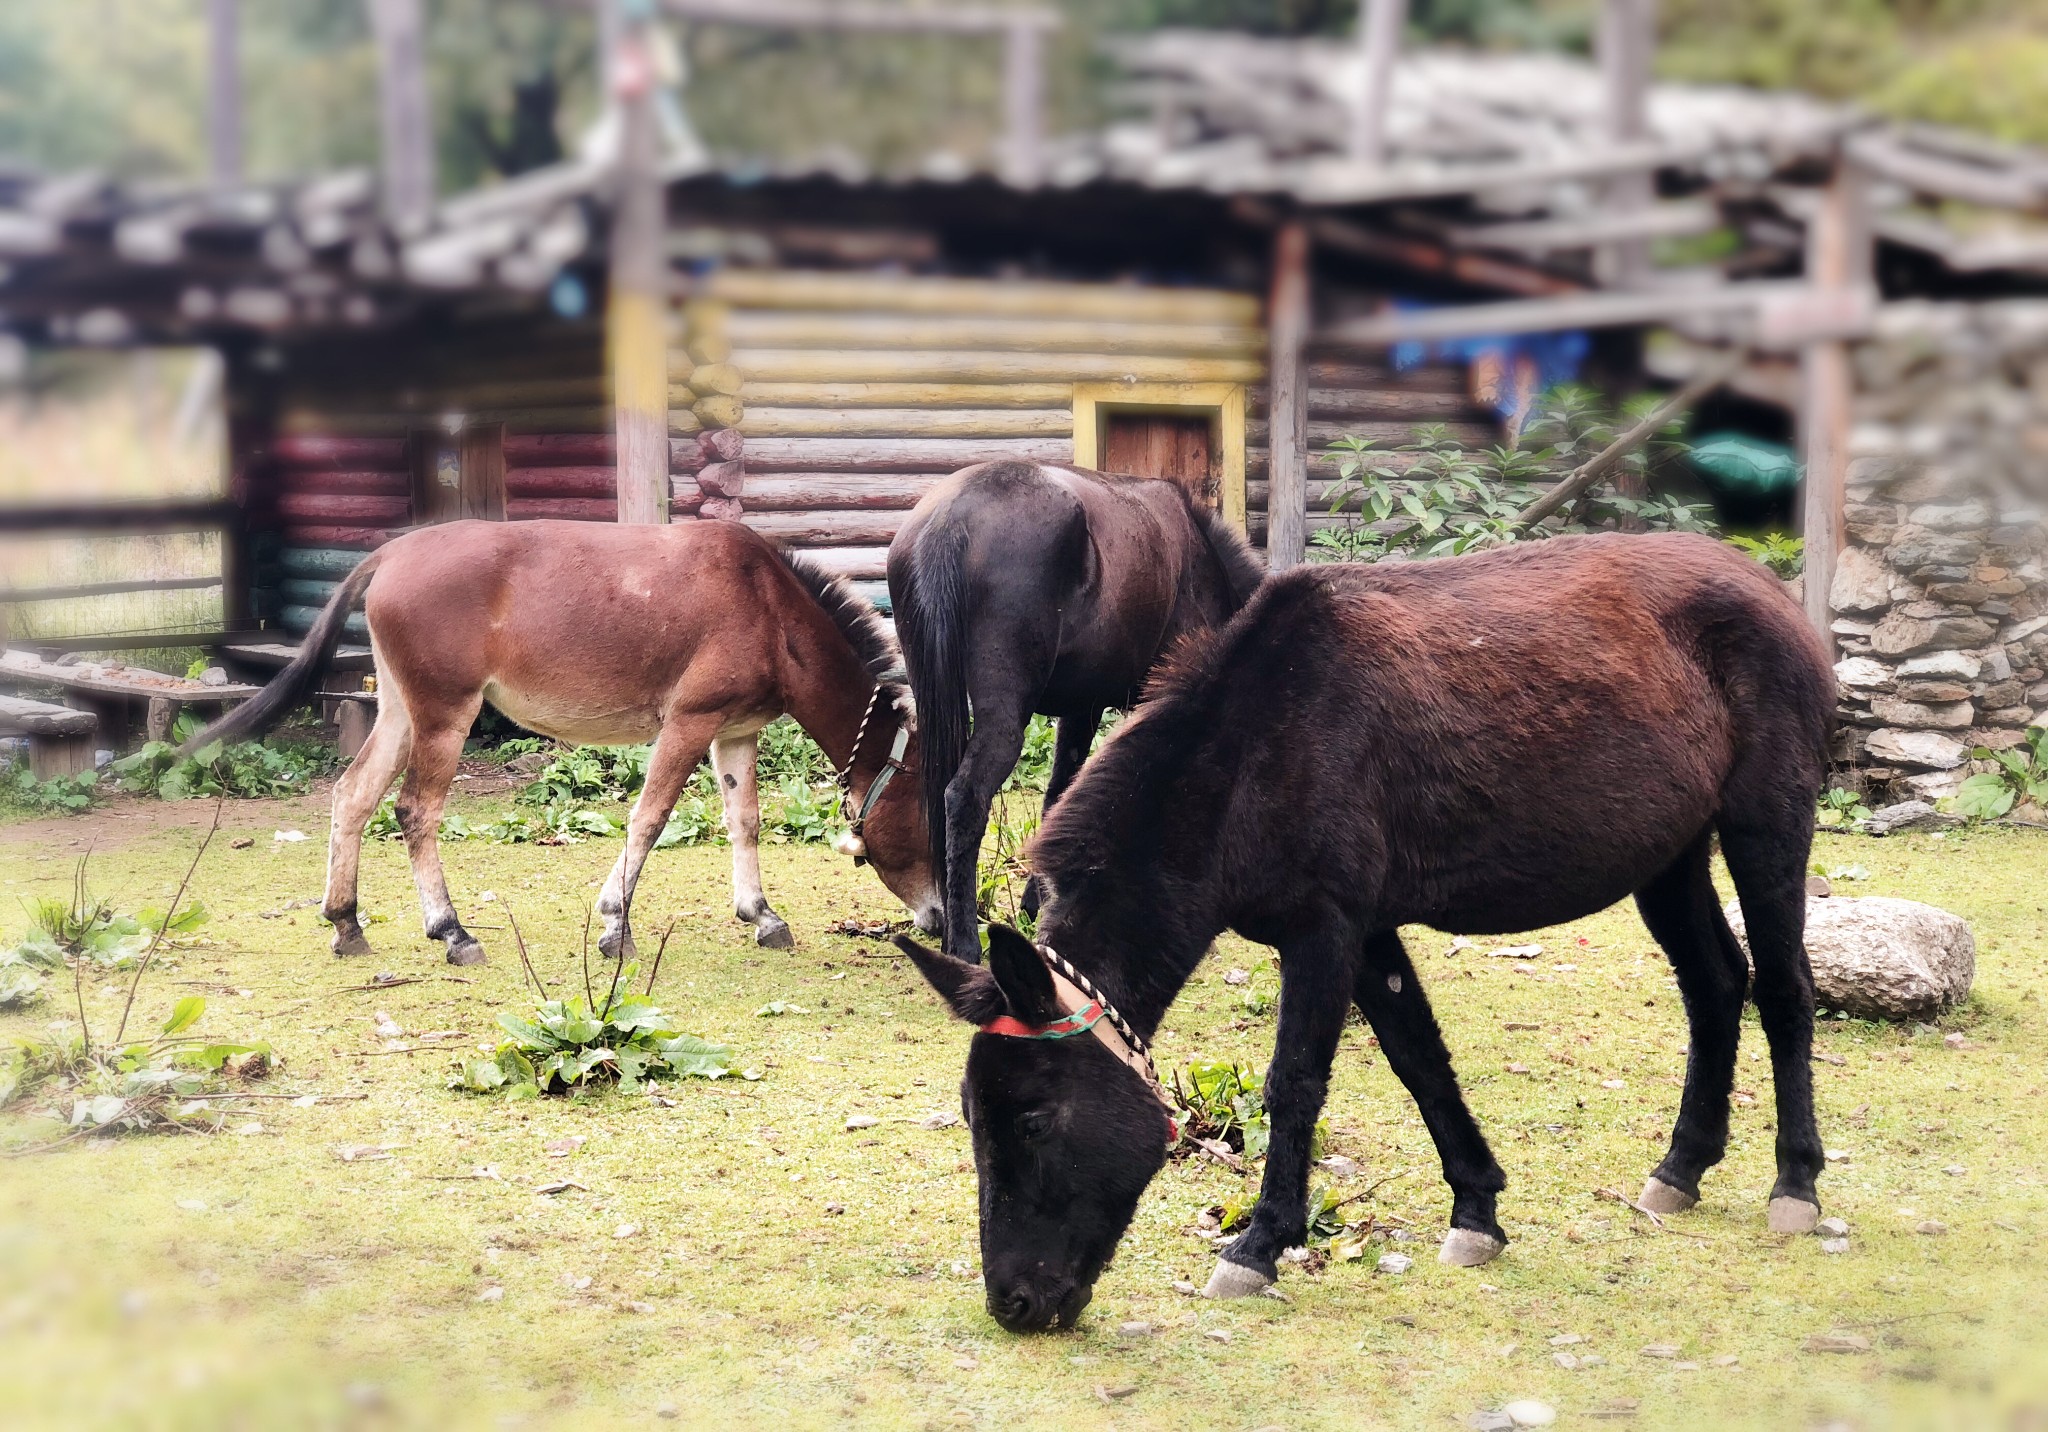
[[894, 519, 970, 882], [178, 552, 383, 754]]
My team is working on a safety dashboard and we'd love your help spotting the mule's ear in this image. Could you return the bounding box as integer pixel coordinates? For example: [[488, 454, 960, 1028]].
[[894, 934, 1003, 1025], [986, 923, 1058, 1024]]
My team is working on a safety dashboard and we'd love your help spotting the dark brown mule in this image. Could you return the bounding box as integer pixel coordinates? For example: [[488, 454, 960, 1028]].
[[889, 460, 1262, 963], [188, 520, 939, 965], [900, 533, 1835, 1330]]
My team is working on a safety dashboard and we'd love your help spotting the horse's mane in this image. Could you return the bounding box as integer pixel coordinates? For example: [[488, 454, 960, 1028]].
[[1187, 500, 1265, 610], [772, 546, 904, 688]]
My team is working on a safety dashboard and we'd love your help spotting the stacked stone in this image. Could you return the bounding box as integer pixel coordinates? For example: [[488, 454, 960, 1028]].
[[1828, 301, 2048, 804]]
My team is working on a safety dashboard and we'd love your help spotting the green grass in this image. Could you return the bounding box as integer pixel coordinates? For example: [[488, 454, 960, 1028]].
[[0, 797, 2043, 1431]]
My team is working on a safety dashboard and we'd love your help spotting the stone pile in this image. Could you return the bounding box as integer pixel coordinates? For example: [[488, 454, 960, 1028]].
[[1828, 301, 2048, 805]]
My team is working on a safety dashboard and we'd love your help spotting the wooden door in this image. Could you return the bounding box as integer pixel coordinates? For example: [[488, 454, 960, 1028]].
[[410, 422, 506, 523], [1100, 410, 1217, 509]]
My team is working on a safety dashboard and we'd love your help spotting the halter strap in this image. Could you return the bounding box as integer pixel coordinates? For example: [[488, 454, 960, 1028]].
[[977, 943, 1182, 1148], [834, 683, 910, 856]]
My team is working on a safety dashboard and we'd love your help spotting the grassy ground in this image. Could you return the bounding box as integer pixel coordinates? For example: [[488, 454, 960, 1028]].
[[0, 791, 2043, 1432]]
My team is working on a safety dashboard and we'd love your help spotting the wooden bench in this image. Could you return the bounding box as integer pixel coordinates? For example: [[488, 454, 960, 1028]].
[[222, 643, 379, 758], [0, 648, 261, 750], [0, 693, 99, 780]]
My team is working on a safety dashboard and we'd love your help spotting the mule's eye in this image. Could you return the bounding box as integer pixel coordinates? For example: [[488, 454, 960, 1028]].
[[1018, 1108, 1054, 1140]]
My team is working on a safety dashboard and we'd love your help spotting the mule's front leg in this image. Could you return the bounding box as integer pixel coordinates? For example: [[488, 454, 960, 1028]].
[[710, 732, 790, 949], [1210, 924, 1356, 1297], [1022, 707, 1101, 921], [599, 715, 719, 962], [1354, 931, 1508, 1266]]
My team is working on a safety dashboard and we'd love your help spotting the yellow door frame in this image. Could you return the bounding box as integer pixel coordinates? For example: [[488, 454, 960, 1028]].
[[1070, 380, 1247, 532]]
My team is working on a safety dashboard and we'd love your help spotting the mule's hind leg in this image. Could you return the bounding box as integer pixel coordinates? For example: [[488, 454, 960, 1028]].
[[1633, 831, 1749, 1214], [1353, 930, 1509, 1267], [323, 686, 412, 958], [939, 697, 1030, 964], [710, 731, 791, 949], [1719, 809, 1826, 1233], [598, 713, 722, 962], [1022, 706, 1102, 921], [395, 712, 484, 966]]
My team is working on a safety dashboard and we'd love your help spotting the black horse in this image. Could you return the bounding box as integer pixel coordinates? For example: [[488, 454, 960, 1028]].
[[889, 460, 1262, 963], [899, 533, 1835, 1331]]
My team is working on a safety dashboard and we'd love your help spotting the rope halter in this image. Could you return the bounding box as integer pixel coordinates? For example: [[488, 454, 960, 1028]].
[[977, 942, 1181, 1149], [832, 680, 909, 865]]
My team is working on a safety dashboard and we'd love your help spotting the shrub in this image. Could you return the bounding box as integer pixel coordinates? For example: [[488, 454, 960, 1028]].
[[1949, 726, 2048, 821], [113, 712, 331, 800], [1, 760, 100, 815]]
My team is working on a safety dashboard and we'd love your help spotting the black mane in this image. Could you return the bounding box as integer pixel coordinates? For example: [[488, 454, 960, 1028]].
[[1188, 500, 1266, 610], [773, 546, 904, 687]]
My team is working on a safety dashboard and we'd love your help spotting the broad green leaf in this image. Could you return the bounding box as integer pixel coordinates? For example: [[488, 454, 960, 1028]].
[[161, 995, 206, 1036]]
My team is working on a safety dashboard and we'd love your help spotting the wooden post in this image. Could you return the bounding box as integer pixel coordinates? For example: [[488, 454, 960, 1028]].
[[1800, 154, 1870, 646], [206, 0, 243, 187], [367, 0, 436, 231], [1350, 0, 1406, 166], [1002, 19, 1045, 185], [609, 0, 672, 526], [1266, 220, 1312, 569], [1597, 0, 1655, 287]]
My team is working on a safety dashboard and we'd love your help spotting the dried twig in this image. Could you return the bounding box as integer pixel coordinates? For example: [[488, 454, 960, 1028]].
[[503, 903, 548, 1002], [114, 801, 222, 1046], [643, 914, 680, 995]]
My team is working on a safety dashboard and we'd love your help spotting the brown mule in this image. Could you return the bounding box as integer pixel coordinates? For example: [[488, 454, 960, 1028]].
[[188, 520, 940, 965]]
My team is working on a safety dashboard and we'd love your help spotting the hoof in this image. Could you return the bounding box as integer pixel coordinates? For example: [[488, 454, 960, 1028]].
[[1767, 1196, 1822, 1235], [754, 918, 794, 950], [332, 930, 375, 959], [1638, 1176, 1699, 1216], [445, 939, 488, 967], [1203, 1259, 1274, 1300], [1438, 1228, 1507, 1267]]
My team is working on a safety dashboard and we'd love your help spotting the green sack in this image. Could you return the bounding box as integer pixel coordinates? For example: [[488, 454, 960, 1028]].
[[1687, 432, 1801, 494]]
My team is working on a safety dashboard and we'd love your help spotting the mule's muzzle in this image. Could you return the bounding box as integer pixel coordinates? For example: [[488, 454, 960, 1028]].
[[988, 1275, 1092, 1333]]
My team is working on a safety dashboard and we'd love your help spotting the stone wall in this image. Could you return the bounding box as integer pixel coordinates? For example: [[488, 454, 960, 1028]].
[[1828, 301, 2048, 804]]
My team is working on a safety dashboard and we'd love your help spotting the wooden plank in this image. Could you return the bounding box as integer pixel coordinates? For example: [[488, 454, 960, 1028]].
[[505, 466, 618, 499], [277, 491, 411, 524], [460, 421, 508, 521], [1306, 212, 1590, 299], [1450, 202, 1720, 254], [652, 0, 1060, 35], [733, 349, 1264, 385], [206, 0, 243, 187], [740, 381, 1073, 409], [612, 2, 671, 529], [719, 312, 1264, 356], [0, 649, 262, 701], [1325, 283, 1807, 345], [736, 435, 1070, 473], [740, 407, 1073, 439], [1248, 417, 1497, 448], [1251, 385, 1491, 423], [506, 497, 618, 522], [1, 574, 223, 603], [1801, 158, 1869, 644], [1266, 219, 1311, 567], [1598, 0, 1657, 285], [707, 269, 1260, 325], [0, 498, 237, 536], [722, 474, 935, 511], [740, 511, 908, 547], [504, 433, 616, 465]]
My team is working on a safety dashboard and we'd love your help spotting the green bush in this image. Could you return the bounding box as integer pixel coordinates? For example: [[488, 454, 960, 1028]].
[[113, 712, 332, 800], [1949, 727, 2048, 821]]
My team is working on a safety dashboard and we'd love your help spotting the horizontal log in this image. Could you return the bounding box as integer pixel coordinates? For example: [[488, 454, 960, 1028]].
[[503, 433, 616, 466], [738, 511, 908, 547], [699, 473, 936, 512], [1324, 282, 1807, 346], [275, 469, 410, 498], [281, 577, 340, 607], [270, 435, 409, 468], [505, 497, 617, 522], [740, 381, 1074, 409], [740, 407, 1073, 439], [1247, 418, 1499, 448], [277, 406, 614, 437], [736, 435, 1071, 473], [281, 547, 367, 579], [0, 497, 238, 536], [732, 349, 1263, 386], [505, 466, 617, 499], [275, 491, 411, 524], [1248, 385, 1492, 423], [280, 524, 398, 551], [282, 605, 370, 639], [707, 269, 1259, 325], [1304, 359, 1468, 393], [745, 543, 890, 581], [718, 313, 1263, 357]]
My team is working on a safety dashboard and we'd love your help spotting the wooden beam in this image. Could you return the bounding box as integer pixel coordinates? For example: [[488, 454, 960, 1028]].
[[1265, 220, 1312, 568], [1801, 156, 1870, 646], [1350, 0, 1406, 166], [0, 574, 224, 604], [366, 0, 436, 231], [0, 498, 239, 536], [1325, 281, 1806, 346], [1598, 0, 1656, 286], [206, 0, 243, 187], [646, 0, 1059, 35], [1003, 19, 1046, 186], [609, 0, 671, 526], [1304, 211, 1583, 298], [1449, 201, 1719, 254]]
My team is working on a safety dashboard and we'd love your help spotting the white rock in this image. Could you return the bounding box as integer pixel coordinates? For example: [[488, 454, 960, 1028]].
[[1864, 728, 1969, 769], [1503, 1400, 1558, 1428], [1377, 1253, 1414, 1275], [1833, 656, 1894, 691], [1724, 895, 1975, 1022], [1829, 545, 1894, 615], [1903, 769, 1968, 802], [1898, 650, 1981, 680]]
